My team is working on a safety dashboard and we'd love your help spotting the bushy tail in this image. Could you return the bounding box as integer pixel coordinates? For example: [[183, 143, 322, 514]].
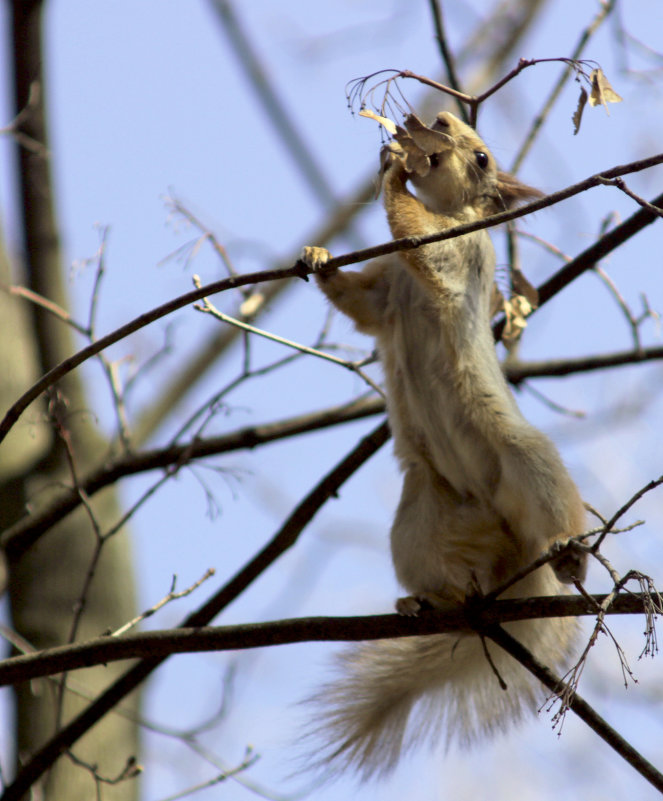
[[304, 572, 578, 781]]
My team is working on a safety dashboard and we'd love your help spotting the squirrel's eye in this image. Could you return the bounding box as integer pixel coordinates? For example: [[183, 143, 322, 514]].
[[429, 153, 440, 168], [474, 151, 489, 169]]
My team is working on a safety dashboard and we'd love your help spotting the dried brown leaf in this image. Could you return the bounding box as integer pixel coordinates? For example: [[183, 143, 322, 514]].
[[588, 68, 623, 113], [393, 127, 431, 177], [572, 86, 588, 135], [403, 113, 452, 155], [490, 282, 505, 319], [511, 268, 539, 309]]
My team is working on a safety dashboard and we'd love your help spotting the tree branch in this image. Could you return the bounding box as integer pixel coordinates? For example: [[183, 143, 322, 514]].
[[0, 592, 654, 687], [486, 624, 663, 794], [505, 345, 663, 384]]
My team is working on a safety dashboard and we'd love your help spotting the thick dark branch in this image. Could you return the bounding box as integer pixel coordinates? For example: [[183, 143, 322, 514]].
[[487, 624, 663, 794], [10, 335, 663, 560], [0, 420, 389, 801], [6, 332, 656, 556], [6, 292, 663, 560], [506, 345, 663, 384], [0, 263, 297, 446], [321, 153, 663, 275], [0, 592, 653, 687], [1, 155, 661, 447], [536, 189, 663, 306]]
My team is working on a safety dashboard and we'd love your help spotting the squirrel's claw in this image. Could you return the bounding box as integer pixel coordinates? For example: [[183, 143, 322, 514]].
[[395, 595, 423, 616], [300, 246, 333, 274], [379, 142, 406, 172], [550, 540, 588, 584]]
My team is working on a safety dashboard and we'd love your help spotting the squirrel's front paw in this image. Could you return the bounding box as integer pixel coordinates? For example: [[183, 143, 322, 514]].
[[379, 142, 406, 172], [300, 246, 332, 273], [379, 143, 411, 190]]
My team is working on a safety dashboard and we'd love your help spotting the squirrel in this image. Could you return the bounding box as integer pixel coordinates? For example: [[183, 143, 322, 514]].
[[299, 111, 587, 780]]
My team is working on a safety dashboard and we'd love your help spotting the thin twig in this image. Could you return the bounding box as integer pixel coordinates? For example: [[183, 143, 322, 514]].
[[594, 265, 642, 351], [593, 475, 663, 551], [597, 174, 663, 219], [483, 522, 644, 603], [565, 569, 657, 698], [0, 80, 47, 156], [3, 283, 87, 334], [166, 351, 304, 445], [193, 274, 385, 399], [86, 226, 108, 338], [387, 58, 602, 125], [111, 569, 216, 637], [514, 229, 571, 262], [157, 748, 258, 801], [65, 752, 141, 791], [520, 381, 586, 419], [43, 391, 106, 732], [165, 195, 242, 280]]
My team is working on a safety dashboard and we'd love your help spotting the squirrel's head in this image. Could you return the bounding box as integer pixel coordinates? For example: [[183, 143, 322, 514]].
[[405, 111, 542, 217]]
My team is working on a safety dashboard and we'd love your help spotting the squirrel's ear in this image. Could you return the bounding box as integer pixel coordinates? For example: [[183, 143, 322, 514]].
[[496, 170, 544, 209]]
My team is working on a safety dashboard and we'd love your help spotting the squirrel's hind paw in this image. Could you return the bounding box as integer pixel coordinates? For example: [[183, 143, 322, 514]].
[[396, 595, 423, 616], [550, 540, 588, 584], [396, 590, 462, 616]]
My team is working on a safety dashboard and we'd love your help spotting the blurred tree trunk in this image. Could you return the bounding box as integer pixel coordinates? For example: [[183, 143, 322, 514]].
[[2, 1, 139, 798]]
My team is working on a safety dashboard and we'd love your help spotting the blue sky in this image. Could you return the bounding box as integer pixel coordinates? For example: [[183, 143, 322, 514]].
[[1, 2, 663, 799]]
